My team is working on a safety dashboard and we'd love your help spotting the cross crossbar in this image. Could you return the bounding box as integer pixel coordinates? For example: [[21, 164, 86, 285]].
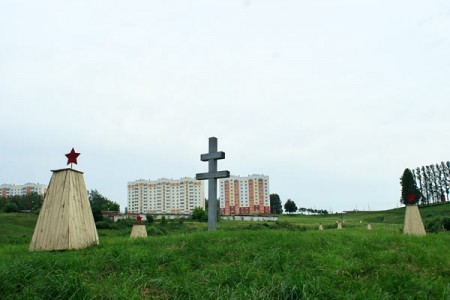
[[201, 151, 225, 161], [196, 170, 230, 180]]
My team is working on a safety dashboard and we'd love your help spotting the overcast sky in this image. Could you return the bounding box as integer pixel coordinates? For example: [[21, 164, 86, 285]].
[[1, 1, 449, 213]]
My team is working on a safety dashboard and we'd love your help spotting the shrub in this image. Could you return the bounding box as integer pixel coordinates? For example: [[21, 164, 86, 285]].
[[116, 219, 135, 228], [95, 220, 112, 229], [191, 207, 207, 222], [146, 215, 154, 224], [425, 216, 450, 232], [149, 226, 167, 236], [4, 202, 19, 213]]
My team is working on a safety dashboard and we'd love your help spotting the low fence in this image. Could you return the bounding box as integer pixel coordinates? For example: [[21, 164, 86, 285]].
[[111, 214, 278, 222], [220, 216, 278, 222]]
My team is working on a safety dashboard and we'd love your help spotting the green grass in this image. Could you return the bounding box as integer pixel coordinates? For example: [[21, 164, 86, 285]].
[[0, 213, 38, 244], [1, 204, 450, 299]]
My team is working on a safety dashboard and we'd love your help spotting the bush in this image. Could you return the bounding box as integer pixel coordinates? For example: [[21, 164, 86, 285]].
[[191, 207, 208, 222], [148, 226, 167, 236], [4, 202, 19, 213], [95, 221, 112, 229], [116, 219, 135, 228], [425, 216, 450, 233], [146, 215, 154, 224]]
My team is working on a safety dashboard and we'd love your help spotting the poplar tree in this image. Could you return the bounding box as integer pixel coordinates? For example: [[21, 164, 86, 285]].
[[270, 194, 283, 214], [415, 167, 424, 204]]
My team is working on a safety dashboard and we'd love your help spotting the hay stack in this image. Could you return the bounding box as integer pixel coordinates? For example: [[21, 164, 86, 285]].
[[29, 169, 99, 251], [403, 205, 426, 236]]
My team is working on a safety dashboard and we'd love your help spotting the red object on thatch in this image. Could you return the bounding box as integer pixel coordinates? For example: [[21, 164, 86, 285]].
[[407, 194, 416, 203]]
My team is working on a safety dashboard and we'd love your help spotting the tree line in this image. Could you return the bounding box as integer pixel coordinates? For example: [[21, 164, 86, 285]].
[[410, 161, 450, 205], [0, 193, 44, 213], [0, 189, 120, 218], [270, 194, 329, 215]]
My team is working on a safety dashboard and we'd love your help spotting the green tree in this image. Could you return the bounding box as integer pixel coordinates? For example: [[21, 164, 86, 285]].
[[270, 194, 283, 214], [0, 196, 6, 211], [284, 199, 297, 214], [400, 168, 422, 205], [146, 214, 154, 224], [4, 201, 19, 213], [191, 207, 208, 222], [89, 189, 120, 222], [28, 192, 44, 213]]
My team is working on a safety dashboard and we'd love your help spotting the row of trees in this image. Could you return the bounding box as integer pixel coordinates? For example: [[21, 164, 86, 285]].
[[284, 199, 329, 215], [0, 193, 44, 213], [0, 189, 120, 221], [270, 194, 329, 215], [410, 161, 450, 205]]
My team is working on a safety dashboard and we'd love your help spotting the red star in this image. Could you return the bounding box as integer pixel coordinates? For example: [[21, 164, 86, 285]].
[[65, 148, 80, 166], [137, 215, 142, 222], [407, 194, 416, 204]]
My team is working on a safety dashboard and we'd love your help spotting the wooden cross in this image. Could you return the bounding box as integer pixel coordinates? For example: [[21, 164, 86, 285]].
[[196, 137, 230, 230]]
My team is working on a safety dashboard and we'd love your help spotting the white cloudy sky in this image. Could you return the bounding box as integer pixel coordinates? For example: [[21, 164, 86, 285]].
[[1, 1, 449, 213]]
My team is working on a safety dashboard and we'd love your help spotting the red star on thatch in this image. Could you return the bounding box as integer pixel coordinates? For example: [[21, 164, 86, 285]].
[[65, 148, 80, 168], [137, 215, 142, 222]]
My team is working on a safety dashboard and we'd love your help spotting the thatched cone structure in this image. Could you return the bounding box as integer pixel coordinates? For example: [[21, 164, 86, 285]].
[[337, 222, 342, 229], [367, 223, 372, 230], [319, 224, 323, 230], [130, 225, 147, 238], [29, 169, 99, 251], [403, 205, 426, 236]]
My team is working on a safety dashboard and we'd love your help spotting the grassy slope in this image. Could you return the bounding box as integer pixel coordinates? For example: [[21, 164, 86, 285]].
[[1, 205, 449, 299]]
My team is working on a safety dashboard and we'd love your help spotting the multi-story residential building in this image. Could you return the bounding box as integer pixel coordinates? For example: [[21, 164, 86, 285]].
[[219, 174, 270, 215], [127, 177, 204, 214], [0, 183, 47, 197]]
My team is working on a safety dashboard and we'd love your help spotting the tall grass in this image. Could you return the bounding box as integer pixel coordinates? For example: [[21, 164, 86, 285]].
[[1, 205, 450, 299], [1, 229, 449, 299]]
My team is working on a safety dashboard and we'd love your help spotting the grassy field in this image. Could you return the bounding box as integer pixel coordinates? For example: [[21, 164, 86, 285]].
[[1, 205, 449, 299]]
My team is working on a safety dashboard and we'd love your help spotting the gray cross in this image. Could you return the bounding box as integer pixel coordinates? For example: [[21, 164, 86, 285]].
[[196, 137, 230, 230]]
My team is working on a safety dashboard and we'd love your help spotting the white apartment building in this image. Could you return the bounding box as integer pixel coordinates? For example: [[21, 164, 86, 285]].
[[1, 183, 47, 197], [219, 174, 270, 215], [127, 177, 204, 214]]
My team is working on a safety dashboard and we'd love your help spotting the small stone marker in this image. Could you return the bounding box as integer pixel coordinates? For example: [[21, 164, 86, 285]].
[[367, 223, 372, 230], [319, 224, 323, 230], [337, 221, 342, 229], [196, 137, 230, 231]]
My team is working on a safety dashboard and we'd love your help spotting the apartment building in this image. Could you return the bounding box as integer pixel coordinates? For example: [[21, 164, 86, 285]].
[[127, 177, 204, 214], [219, 174, 270, 215], [0, 183, 47, 197]]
